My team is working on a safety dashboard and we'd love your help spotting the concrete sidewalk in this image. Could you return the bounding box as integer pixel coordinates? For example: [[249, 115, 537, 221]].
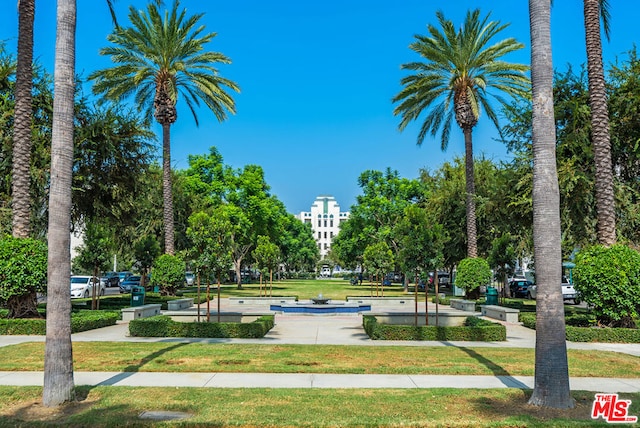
[[1, 301, 639, 392]]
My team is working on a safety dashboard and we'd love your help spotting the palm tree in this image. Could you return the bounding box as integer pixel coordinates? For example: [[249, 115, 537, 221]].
[[11, 0, 35, 238], [584, 0, 615, 245], [43, 0, 76, 407], [89, 0, 239, 255], [527, 0, 575, 409], [393, 9, 528, 258]]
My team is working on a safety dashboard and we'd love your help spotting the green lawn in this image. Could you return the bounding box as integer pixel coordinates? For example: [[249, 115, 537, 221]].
[[1, 386, 637, 427], [1, 342, 637, 378]]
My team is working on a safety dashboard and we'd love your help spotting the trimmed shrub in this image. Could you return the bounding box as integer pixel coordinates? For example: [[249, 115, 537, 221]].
[[129, 315, 275, 338], [151, 254, 186, 296], [363, 315, 506, 341], [573, 244, 640, 328], [0, 310, 119, 335], [431, 295, 451, 305], [455, 257, 492, 299]]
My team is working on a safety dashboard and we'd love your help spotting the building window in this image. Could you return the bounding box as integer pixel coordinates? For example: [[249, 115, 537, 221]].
[[324, 220, 327, 227], [318, 220, 321, 227], [330, 220, 333, 227], [318, 232, 321, 239], [324, 232, 327, 239], [330, 232, 333, 238], [324, 243, 328, 249]]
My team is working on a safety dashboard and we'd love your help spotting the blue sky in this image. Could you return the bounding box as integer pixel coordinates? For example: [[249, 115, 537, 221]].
[[1, 1, 639, 214]]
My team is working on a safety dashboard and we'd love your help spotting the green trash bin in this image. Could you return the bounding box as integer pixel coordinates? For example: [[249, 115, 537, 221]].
[[131, 285, 145, 306], [485, 286, 498, 305]]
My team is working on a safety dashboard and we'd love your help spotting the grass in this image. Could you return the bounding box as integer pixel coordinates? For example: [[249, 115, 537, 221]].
[[0, 342, 638, 378], [1, 386, 638, 427]]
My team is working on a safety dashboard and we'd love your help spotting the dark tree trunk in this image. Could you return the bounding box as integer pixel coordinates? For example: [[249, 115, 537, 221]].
[[161, 122, 175, 255], [584, 0, 616, 245], [463, 127, 477, 258]]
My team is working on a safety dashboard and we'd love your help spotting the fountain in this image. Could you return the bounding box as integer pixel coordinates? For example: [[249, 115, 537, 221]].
[[310, 293, 330, 305], [269, 293, 370, 314]]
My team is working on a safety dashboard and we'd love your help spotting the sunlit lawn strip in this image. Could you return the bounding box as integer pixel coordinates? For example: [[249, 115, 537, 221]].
[[0, 342, 637, 378], [1, 386, 635, 427]]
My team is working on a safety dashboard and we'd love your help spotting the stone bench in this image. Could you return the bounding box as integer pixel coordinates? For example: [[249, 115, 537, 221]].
[[449, 299, 477, 312], [480, 305, 520, 323], [121, 304, 162, 321], [228, 297, 297, 305], [346, 296, 411, 306], [167, 298, 194, 311]]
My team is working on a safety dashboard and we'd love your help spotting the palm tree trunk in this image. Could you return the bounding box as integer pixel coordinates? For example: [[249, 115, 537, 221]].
[[43, 0, 76, 407], [161, 122, 175, 255], [527, 0, 575, 409], [464, 128, 478, 258], [12, 0, 35, 239], [584, 0, 616, 245]]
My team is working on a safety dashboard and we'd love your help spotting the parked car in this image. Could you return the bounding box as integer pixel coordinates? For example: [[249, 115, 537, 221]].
[[527, 280, 581, 304], [101, 271, 120, 288], [185, 271, 195, 286], [119, 275, 141, 293], [118, 271, 133, 284], [70, 275, 105, 299], [509, 279, 531, 298]]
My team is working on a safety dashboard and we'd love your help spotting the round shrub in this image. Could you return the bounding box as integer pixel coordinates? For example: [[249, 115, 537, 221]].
[[573, 244, 640, 328], [455, 257, 491, 299], [151, 254, 186, 296]]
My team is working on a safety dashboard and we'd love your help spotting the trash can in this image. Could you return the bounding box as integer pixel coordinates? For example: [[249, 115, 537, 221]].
[[485, 286, 498, 305], [131, 285, 145, 306]]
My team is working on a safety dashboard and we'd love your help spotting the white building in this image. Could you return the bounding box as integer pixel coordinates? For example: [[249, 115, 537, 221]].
[[296, 195, 349, 259]]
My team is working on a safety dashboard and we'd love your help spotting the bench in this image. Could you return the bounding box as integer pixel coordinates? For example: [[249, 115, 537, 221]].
[[121, 304, 162, 321], [449, 299, 477, 312], [167, 298, 194, 311], [346, 296, 411, 306], [480, 305, 520, 323]]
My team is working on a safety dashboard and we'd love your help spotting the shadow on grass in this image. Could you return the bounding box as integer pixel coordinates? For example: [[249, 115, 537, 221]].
[[95, 342, 188, 387], [457, 346, 531, 389]]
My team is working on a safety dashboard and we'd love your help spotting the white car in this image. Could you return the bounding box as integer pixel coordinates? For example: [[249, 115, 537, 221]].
[[70, 275, 105, 299], [527, 281, 581, 304]]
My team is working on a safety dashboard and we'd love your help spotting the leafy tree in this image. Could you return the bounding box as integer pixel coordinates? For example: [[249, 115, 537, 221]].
[[0, 236, 46, 318], [186, 209, 231, 321], [527, 0, 574, 409], [73, 223, 111, 309], [89, 0, 239, 255], [150, 253, 185, 296], [455, 257, 491, 299], [487, 234, 517, 297], [395, 204, 445, 325], [393, 9, 528, 258], [44, 0, 77, 407], [278, 215, 319, 274], [332, 168, 422, 282], [133, 235, 161, 290], [362, 241, 394, 297], [253, 235, 281, 296], [573, 244, 640, 328]]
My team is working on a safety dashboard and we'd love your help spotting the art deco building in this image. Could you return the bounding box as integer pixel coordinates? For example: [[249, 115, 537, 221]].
[[296, 195, 349, 259]]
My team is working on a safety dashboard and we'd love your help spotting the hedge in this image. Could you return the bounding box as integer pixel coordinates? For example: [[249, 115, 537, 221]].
[[362, 315, 506, 341], [0, 310, 119, 335], [518, 312, 640, 343], [129, 315, 275, 338], [71, 293, 209, 311]]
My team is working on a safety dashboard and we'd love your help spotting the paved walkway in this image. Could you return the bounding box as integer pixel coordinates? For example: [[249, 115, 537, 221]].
[[1, 300, 639, 392]]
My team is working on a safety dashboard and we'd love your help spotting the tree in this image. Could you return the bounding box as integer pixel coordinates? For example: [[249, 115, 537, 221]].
[[0, 236, 47, 318], [527, 0, 574, 409], [11, 0, 35, 238], [393, 9, 528, 258], [43, 0, 76, 407], [487, 234, 517, 298], [89, 0, 239, 255], [253, 235, 281, 297], [362, 241, 394, 297], [584, 0, 616, 245], [278, 215, 319, 274], [395, 204, 445, 325], [132, 235, 161, 290], [73, 223, 111, 309]]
